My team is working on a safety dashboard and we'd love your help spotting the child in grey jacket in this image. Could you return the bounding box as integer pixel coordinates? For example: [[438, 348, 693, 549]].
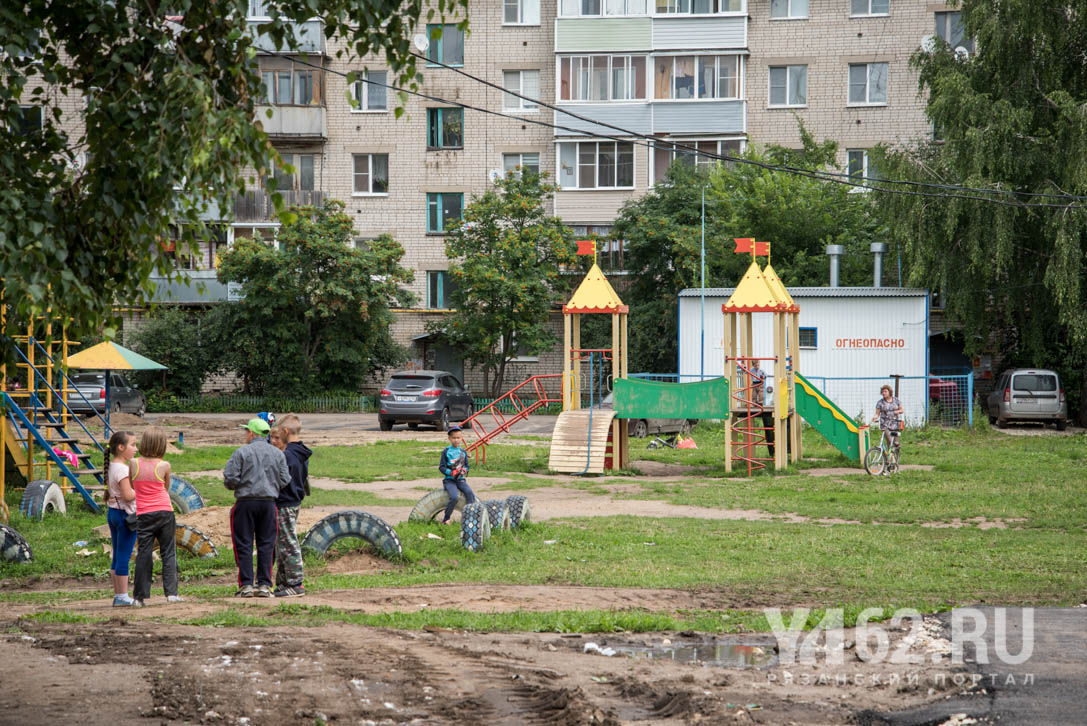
[[224, 417, 290, 597]]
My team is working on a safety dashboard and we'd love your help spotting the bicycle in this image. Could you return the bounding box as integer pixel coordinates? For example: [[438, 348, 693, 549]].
[[864, 429, 901, 476], [647, 433, 679, 450]]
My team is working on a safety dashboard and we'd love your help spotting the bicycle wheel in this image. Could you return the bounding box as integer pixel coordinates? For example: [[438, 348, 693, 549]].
[[864, 447, 886, 476], [886, 448, 900, 474]]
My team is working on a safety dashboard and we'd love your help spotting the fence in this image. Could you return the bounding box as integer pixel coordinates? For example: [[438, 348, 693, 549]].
[[630, 372, 975, 427], [148, 393, 376, 414]]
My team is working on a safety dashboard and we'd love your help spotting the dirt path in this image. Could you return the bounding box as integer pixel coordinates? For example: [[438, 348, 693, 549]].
[[0, 618, 968, 726]]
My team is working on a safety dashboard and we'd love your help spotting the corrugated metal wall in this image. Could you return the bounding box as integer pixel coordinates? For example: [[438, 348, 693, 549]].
[[555, 18, 652, 52], [651, 16, 746, 49], [653, 100, 745, 134]]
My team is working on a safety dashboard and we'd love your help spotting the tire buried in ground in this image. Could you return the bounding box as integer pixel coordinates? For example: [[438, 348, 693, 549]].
[[0, 523, 32, 563], [19, 480, 66, 520], [460, 502, 491, 552], [174, 524, 218, 559], [408, 489, 465, 522], [302, 510, 402, 559], [168, 476, 205, 514], [505, 495, 531, 528], [483, 499, 511, 531]]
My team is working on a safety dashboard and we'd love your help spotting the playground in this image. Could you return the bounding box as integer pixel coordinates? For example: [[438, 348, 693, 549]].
[[3, 254, 1086, 724]]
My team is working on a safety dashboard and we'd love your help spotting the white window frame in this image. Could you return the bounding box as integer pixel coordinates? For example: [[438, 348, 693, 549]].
[[352, 154, 389, 196], [558, 55, 648, 102], [560, 0, 650, 17], [846, 149, 879, 191], [847, 62, 888, 106], [652, 137, 745, 182], [768, 65, 807, 108], [497, 333, 540, 363], [653, 54, 743, 101], [247, 0, 272, 20], [503, 152, 541, 176], [351, 70, 388, 112], [504, 0, 541, 25], [556, 141, 636, 190], [502, 70, 540, 112], [769, 0, 807, 20], [653, 0, 745, 15], [850, 0, 889, 17]]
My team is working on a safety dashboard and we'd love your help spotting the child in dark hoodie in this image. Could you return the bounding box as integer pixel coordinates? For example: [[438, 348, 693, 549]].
[[274, 414, 312, 597]]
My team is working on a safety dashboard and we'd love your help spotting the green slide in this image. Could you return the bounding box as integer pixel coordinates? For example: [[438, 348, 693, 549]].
[[613, 377, 730, 420], [794, 372, 865, 462]]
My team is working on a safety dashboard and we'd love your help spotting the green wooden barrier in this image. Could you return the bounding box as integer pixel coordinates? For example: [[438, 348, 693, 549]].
[[613, 377, 730, 419]]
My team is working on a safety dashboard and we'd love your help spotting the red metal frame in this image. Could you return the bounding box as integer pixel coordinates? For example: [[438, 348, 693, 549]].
[[731, 356, 775, 477], [464, 374, 562, 464]]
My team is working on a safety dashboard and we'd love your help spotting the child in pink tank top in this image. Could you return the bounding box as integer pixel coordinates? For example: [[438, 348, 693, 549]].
[[130, 428, 182, 607]]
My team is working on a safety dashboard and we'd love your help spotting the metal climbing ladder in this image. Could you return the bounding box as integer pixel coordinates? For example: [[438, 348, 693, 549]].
[[731, 357, 774, 477], [463, 374, 562, 464]]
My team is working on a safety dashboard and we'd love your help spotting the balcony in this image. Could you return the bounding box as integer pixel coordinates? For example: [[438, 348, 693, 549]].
[[248, 19, 325, 55], [149, 269, 230, 304], [255, 104, 326, 142], [233, 190, 326, 222]]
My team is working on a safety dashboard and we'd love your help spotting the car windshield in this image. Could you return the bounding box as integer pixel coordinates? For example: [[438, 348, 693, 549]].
[[1012, 374, 1057, 392], [388, 375, 436, 390], [71, 373, 104, 385]]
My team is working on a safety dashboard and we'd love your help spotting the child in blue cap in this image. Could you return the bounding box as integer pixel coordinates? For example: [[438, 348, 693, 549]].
[[438, 426, 476, 524]]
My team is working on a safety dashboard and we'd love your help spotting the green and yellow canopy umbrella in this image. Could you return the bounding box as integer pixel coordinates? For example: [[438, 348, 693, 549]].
[[66, 341, 166, 432]]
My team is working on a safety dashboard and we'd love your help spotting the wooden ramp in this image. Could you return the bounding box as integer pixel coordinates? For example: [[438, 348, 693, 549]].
[[548, 408, 618, 474]]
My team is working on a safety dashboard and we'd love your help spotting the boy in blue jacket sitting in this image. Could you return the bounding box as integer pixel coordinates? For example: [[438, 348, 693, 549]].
[[439, 426, 476, 524]]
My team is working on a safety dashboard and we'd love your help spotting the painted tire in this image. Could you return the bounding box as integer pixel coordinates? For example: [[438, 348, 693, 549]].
[[505, 495, 531, 528], [19, 480, 67, 520], [168, 476, 205, 514], [483, 499, 511, 531], [175, 524, 218, 559], [408, 489, 466, 522], [460, 502, 491, 553], [301, 510, 402, 559], [0, 523, 32, 563]]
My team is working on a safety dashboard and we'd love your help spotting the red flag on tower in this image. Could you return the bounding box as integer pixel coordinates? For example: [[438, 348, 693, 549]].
[[753, 240, 770, 256], [733, 237, 753, 254], [576, 239, 596, 256]]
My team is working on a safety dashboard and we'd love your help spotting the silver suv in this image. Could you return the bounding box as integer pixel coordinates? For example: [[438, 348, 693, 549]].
[[378, 371, 474, 431], [985, 369, 1067, 430]]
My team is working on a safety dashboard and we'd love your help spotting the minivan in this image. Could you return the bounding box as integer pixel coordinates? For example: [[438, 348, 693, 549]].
[[985, 369, 1067, 430], [377, 370, 474, 431]]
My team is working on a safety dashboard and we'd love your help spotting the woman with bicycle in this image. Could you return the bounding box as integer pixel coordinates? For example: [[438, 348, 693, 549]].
[[871, 384, 904, 454]]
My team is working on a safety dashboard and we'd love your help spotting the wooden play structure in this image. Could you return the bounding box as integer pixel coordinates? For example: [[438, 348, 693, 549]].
[[549, 263, 629, 474]]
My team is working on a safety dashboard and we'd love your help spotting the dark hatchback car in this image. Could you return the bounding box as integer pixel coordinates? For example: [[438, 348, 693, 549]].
[[378, 371, 474, 431], [66, 371, 147, 416]]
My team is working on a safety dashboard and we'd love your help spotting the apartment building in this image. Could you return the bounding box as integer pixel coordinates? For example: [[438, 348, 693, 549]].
[[138, 0, 967, 388]]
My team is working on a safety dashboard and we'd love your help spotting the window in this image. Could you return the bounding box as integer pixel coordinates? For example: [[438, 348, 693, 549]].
[[427, 271, 458, 308], [798, 327, 817, 349], [504, 0, 541, 24], [935, 12, 974, 55], [656, 0, 742, 13], [259, 68, 323, 105], [352, 154, 389, 195], [352, 70, 387, 111], [768, 65, 806, 106], [653, 55, 740, 100], [653, 138, 743, 181], [560, 55, 647, 101], [427, 193, 463, 233], [557, 141, 634, 189], [850, 0, 888, 16], [769, 0, 807, 19], [503, 70, 540, 111], [247, 0, 270, 18], [269, 153, 316, 192], [427, 24, 464, 66], [497, 333, 539, 362], [503, 152, 541, 176], [848, 62, 887, 105], [427, 108, 463, 149], [561, 0, 649, 15], [571, 225, 626, 271], [847, 149, 880, 183], [11, 105, 43, 137]]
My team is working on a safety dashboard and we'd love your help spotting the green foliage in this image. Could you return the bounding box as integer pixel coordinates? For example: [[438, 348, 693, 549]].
[[875, 0, 1087, 422], [146, 391, 377, 414], [614, 130, 885, 372], [127, 307, 224, 395], [428, 172, 577, 396], [215, 200, 413, 393], [0, 0, 467, 351]]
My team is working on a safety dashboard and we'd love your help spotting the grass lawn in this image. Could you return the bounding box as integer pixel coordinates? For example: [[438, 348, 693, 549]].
[[2, 423, 1085, 631]]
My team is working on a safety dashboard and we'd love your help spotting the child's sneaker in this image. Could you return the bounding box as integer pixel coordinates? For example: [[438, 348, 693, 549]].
[[112, 594, 134, 607], [235, 585, 255, 598], [274, 585, 305, 598], [166, 595, 185, 603], [255, 585, 273, 598], [131, 599, 145, 608]]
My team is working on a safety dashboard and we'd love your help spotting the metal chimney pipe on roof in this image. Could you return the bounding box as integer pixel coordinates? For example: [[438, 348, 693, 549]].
[[870, 242, 887, 288], [826, 244, 844, 287]]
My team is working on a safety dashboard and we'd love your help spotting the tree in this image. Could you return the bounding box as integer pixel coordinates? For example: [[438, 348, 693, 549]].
[[0, 0, 465, 348], [875, 0, 1087, 423], [614, 131, 886, 373], [127, 307, 223, 395], [429, 172, 576, 397], [215, 200, 413, 393]]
